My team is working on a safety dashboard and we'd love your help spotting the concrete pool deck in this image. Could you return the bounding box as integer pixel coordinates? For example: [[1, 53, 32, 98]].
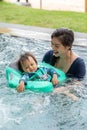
[[0, 22, 87, 46]]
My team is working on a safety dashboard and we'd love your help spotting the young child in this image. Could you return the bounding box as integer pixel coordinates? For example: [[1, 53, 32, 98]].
[[17, 52, 58, 92]]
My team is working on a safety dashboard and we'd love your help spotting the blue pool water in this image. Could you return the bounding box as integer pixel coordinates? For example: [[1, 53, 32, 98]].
[[0, 33, 87, 130]]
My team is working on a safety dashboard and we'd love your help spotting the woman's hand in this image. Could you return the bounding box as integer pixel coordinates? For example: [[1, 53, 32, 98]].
[[17, 81, 25, 92], [53, 86, 79, 101]]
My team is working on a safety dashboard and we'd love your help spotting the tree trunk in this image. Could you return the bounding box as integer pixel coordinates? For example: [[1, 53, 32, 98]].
[[85, 0, 87, 12]]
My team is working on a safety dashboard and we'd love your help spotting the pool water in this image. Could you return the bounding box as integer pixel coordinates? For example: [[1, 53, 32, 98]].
[[0, 34, 87, 130]]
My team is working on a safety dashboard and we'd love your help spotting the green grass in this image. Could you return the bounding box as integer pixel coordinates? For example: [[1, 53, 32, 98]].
[[0, 2, 87, 33]]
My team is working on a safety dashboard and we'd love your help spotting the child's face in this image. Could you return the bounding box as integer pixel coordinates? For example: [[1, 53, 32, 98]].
[[21, 56, 37, 72]]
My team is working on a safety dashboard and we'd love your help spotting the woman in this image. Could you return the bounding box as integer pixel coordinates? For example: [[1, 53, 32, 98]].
[[42, 28, 86, 80], [42, 28, 86, 100]]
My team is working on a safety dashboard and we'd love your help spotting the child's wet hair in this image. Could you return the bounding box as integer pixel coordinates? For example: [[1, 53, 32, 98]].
[[18, 52, 37, 72]]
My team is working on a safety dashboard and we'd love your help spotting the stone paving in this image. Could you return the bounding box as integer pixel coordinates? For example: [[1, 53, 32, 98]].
[[4, 0, 85, 12], [0, 22, 87, 46]]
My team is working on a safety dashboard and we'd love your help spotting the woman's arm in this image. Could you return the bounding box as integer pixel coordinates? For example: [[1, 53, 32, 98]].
[[53, 80, 83, 101], [42, 50, 53, 64], [67, 58, 86, 80]]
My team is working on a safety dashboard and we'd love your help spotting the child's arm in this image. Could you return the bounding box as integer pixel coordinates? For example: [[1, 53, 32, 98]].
[[47, 68, 59, 85], [52, 73, 59, 85], [17, 81, 25, 92], [17, 74, 28, 92]]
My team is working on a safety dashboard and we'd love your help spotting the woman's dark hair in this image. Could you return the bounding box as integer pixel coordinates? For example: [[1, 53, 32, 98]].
[[18, 52, 37, 72], [51, 28, 74, 49]]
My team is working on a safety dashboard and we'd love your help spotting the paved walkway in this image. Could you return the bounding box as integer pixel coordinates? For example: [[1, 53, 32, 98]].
[[5, 0, 85, 12], [0, 22, 87, 46]]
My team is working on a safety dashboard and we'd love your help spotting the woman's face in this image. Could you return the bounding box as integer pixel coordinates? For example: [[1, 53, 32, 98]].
[[21, 56, 37, 73], [51, 37, 70, 57]]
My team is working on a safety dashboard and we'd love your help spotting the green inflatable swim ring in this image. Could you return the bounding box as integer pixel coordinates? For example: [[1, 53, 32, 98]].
[[6, 62, 66, 93]]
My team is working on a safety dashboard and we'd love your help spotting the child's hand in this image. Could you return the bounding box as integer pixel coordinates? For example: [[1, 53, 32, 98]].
[[52, 74, 59, 85], [17, 81, 25, 92]]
